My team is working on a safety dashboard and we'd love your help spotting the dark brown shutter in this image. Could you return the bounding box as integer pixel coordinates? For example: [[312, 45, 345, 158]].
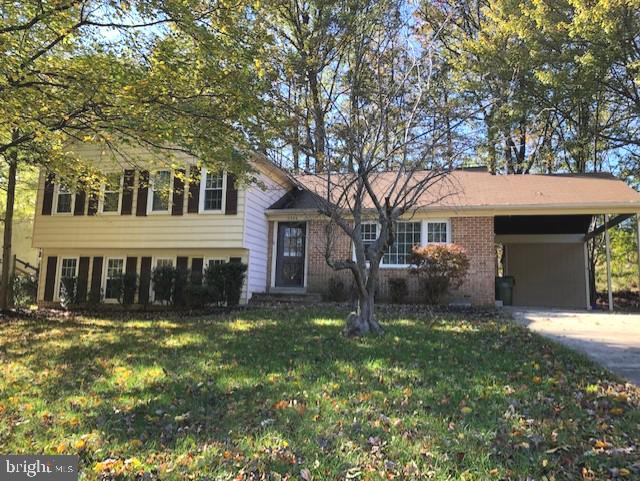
[[191, 258, 203, 285], [177, 256, 189, 274], [229, 257, 242, 264], [76, 257, 90, 302], [43, 256, 58, 301], [225, 173, 238, 215], [90, 257, 103, 297], [172, 169, 185, 216], [121, 170, 135, 215], [124, 256, 137, 304], [74, 191, 86, 215], [136, 170, 149, 216], [87, 192, 99, 216], [42, 173, 55, 215], [138, 256, 152, 304], [187, 166, 200, 213]]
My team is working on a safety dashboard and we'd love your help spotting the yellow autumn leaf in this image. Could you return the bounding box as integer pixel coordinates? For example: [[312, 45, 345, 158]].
[[75, 439, 86, 450], [56, 442, 66, 454], [610, 407, 624, 416], [461, 406, 473, 415]]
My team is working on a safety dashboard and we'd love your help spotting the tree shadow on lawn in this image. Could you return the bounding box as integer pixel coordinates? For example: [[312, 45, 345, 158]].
[[1, 307, 637, 480]]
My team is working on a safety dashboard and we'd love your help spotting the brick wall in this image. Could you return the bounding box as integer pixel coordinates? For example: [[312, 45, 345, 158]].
[[269, 216, 496, 305], [450, 217, 495, 305]]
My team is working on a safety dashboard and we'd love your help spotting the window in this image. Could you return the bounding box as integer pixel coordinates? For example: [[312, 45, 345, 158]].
[[206, 258, 225, 271], [383, 222, 421, 266], [56, 183, 73, 214], [361, 223, 377, 253], [101, 173, 122, 213], [200, 170, 225, 212], [358, 222, 421, 266], [155, 258, 174, 269], [150, 170, 171, 212], [58, 258, 78, 297], [104, 258, 124, 300], [426, 221, 449, 243]]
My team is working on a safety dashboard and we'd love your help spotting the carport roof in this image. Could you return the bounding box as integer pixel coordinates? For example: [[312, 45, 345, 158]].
[[269, 171, 640, 215]]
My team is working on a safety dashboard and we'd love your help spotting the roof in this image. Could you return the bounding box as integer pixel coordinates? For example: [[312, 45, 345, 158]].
[[268, 170, 640, 214]]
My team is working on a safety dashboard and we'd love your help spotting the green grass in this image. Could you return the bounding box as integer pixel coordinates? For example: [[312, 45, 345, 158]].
[[0, 307, 638, 481]]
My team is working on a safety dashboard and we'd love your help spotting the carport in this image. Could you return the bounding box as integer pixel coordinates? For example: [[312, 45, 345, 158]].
[[496, 213, 640, 311]]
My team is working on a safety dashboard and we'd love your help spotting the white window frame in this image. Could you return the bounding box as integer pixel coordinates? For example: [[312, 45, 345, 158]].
[[353, 219, 451, 269], [99, 172, 123, 215], [151, 256, 175, 302], [204, 257, 227, 272], [198, 168, 226, 214], [53, 182, 76, 215], [55, 256, 79, 301], [102, 256, 126, 303], [147, 170, 173, 215], [423, 219, 451, 244]]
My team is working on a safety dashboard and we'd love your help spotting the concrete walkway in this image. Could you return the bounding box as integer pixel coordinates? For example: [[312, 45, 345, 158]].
[[510, 309, 640, 385]]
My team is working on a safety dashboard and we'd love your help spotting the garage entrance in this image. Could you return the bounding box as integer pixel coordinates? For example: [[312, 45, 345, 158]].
[[495, 215, 592, 309]]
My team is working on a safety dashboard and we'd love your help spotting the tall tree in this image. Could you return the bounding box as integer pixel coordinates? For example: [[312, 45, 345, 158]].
[[0, 0, 268, 309], [266, 0, 454, 334]]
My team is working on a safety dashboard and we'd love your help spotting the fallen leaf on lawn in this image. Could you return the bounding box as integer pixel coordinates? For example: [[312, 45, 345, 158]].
[[610, 407, 624, 416], [300, 468, 312, 481], [460, 406, 472, 415]]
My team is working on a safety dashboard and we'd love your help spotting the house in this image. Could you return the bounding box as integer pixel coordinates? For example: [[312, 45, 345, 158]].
[[33, 147, 640, 309]]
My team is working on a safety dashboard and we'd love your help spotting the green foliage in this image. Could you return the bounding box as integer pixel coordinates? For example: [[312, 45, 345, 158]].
[[59, 277, 78, 308], [388, 278, 408, 304], [410, 244, 470, 304], [11, 274, 37, 308], [151, 265, 176, 305], [183, 283, 209, 309], [110, 272, 138, 306], [203, 262, 248, 306]]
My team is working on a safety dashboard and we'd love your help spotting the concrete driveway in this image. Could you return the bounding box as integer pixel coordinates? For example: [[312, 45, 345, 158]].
[[510, 309, 640, 385]]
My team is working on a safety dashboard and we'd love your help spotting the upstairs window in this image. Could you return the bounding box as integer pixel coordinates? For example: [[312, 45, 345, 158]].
[[200, 170, 225, 212], [56, 183, 73, 214], [104, 258, 124, 300], [150, 170, 171, 212], [101, 173, 122, 213]]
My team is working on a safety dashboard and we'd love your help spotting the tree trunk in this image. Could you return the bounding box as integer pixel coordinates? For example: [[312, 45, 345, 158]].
[[0, 153, 18, 311]]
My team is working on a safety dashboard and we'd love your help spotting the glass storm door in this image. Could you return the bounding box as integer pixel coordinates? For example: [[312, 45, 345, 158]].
[[275, 222, 306, 287]]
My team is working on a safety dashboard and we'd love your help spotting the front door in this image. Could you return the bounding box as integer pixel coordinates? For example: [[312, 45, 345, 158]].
[[275, 222, 306, 288]]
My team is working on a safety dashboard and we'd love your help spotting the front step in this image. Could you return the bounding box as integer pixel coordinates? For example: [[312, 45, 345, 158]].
[[249, 292, 323, 306]]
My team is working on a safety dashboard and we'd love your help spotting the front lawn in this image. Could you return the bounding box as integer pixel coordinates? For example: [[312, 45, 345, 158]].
[[0, 307, 638, 480]]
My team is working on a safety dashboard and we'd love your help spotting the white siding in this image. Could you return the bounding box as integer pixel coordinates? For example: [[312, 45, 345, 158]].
[[243, 173, 288, 298]]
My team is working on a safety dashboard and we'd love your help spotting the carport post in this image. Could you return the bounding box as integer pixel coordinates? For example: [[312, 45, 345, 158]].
[[637, 213, 640, 305], [605, 214, 613, 311]]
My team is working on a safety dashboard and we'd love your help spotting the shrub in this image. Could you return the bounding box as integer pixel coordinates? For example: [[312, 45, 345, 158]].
[[409, 244, 470, 304], [152, 265, 176, 305], [173, 268, 189, 307], [326, 276, 348, 302], [388, 278, 408, 304], [106, 272, 138, 306], [204, 264, 226, 306], [59, 277, 78, 307], [223, 262, 247, 306], [184, 283, 209, 309], [12, 275, 37, 308], [203, 262, 247, 306]]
